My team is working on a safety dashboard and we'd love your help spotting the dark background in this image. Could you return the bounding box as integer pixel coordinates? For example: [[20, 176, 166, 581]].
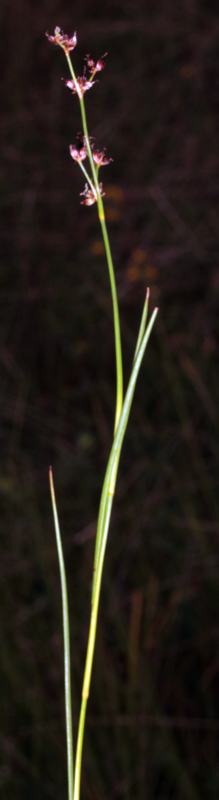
[[1, 0, 219, 798]]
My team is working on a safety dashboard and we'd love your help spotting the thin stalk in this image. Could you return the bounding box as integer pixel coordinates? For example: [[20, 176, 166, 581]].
[[49, 467, 74, 800], [99, 214, 123, 432], [78, 161, 95, 193], [92, 306, 159, 661], [92, 289, 153, 594], [48, 39, 158, 800], [73, 697, 87, 800], [74, 307, 158, 800], [73, 496, 113, 800], [65, 52, 123, 432], [134, 287, 150, 362]]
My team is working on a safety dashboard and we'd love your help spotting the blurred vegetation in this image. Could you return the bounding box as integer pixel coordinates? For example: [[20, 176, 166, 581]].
[[1, 0, 219, 797]]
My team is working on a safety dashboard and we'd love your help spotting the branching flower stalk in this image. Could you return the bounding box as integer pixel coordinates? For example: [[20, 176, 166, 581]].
[[46, 26, 158, 800]]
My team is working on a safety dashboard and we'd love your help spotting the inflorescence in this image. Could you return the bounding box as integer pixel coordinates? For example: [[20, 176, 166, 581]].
[[46, 27, 110, 206]]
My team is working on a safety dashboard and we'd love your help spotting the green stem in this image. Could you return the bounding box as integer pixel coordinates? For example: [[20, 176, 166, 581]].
[[73, 493, 113, 800], [134, 287, 150, 362], [78, 161, 95, 193], [92, 288, 151, 598], [65, 52, 123, 433], [49, 467, 74, 800], [73, 697, 87, 800], [73, 307, 158, 800], [58, 48, 158, 800], [99, 214, 123, 432]]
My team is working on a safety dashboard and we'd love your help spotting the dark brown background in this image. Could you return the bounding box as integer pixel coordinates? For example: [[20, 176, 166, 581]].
[[1, 0, 219, 798]]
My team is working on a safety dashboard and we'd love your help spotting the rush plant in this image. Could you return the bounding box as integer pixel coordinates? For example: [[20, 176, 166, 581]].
[[46, 26, 158, 800]]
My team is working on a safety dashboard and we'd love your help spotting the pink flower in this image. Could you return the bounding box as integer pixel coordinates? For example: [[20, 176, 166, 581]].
[[85, 53, 107, 80], [69, 142, 87, 162], [80, 183, 105, 206], [46, 27, 77, 56], [92, 147, 112, 167], [63, 74, 96, 99]]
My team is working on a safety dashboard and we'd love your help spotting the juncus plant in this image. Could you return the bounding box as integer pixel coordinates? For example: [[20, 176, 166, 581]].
[[46, 26, 158, 800]]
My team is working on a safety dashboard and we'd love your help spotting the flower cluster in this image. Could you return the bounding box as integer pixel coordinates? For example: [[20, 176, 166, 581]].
[[85, 53, 107, 81], [46, 27, 77, 56], [69, 135, 112, 169], [69, 135, 87, 163], [46, 28, 107, 100], [92, 147, 112, 167], [46, 28, 111, 206], [63, 74, 96, 100], [80, 183, 105, 206]]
